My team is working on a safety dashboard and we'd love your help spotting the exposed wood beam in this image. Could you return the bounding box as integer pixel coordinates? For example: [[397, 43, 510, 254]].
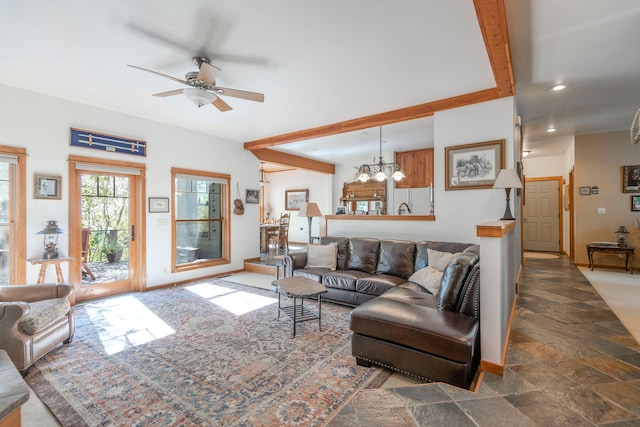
[[474, 0, 515, 97], [252, 148, 335, 175], [244, 88, 500, 150]]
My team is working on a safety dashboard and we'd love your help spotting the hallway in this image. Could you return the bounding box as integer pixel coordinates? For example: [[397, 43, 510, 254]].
[[328, 255, 640, 426]]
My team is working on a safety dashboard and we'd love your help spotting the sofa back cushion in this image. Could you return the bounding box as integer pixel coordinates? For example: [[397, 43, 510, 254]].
[[438, 251, 480, 311], [346, 238, 380, 274], [376, 239, 416, 278], [320, 237, 349, 270], [414, 241, 475, 271]]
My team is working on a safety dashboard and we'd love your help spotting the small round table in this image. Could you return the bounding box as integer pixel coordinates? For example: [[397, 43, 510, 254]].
[[28, 257, 72, 283], [272, 276, 327, 338]]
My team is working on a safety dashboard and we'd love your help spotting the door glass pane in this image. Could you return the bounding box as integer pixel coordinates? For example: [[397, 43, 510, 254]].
[[81, 174, 130, 284], [0, 161, 12, 284]]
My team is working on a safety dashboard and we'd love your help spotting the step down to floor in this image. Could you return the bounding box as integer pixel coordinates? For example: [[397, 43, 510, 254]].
[[244, 258, 276, 276]]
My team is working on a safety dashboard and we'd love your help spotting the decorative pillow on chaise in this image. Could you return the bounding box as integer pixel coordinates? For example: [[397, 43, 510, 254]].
[[408, 249, 457, 295]]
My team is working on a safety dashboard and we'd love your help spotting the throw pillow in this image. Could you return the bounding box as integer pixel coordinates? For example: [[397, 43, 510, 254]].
[[305, 242, 338, 270], [427, 248, 456, 272], [408, 266, 443, 295]]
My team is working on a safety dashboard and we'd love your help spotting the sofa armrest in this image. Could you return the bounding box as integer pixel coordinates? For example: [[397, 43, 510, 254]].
[[0, 284, 72, 303], [55, 283, 74, 300], [283, 252, 308, 277]]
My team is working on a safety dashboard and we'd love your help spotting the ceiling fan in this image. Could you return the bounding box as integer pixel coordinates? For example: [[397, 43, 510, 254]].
[[127, 56, 264, 112]]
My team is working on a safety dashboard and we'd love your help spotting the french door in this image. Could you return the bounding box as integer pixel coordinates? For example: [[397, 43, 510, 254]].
[[0, 146, 26, 284], [68, 156, 146, 302]]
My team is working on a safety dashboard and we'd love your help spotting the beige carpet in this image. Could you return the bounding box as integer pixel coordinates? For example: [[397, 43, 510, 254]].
[[222, 272, 275, 290], [579, 266, 640, 343], [524, 251, 560, 259]]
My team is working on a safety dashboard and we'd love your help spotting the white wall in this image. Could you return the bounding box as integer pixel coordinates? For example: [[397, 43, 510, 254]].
[[324, 97, 517, 243], [0, 84, 260, 287], [262, 169, 332, 243]]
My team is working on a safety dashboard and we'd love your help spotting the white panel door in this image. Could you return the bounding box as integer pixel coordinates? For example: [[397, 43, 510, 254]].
[[524, 180, 560, 252]]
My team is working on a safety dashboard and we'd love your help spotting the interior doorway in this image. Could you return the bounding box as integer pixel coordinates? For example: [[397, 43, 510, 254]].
[[524, 177, 563, 252], [68, 156, 146, 302]]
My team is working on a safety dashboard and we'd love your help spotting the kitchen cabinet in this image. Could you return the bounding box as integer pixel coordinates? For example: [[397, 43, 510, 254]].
[[395, 148, 434, 189]]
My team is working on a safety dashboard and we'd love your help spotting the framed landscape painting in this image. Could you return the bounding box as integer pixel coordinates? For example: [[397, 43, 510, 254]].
[[285, 189, 308, 210], [445, 140, 505, 191]]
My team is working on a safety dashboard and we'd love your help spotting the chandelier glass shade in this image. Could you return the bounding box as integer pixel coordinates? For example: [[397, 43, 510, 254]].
[[356, 127, 406, 182]]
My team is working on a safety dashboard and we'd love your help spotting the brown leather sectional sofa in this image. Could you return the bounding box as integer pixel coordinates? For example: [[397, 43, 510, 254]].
[[282, 237, 480, 389]]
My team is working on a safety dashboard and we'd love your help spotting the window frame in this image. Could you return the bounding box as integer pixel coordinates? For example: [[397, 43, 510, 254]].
[[171, 167, 231, 272]]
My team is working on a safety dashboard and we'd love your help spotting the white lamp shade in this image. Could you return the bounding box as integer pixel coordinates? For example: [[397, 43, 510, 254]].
[[493, 169, 523, 189], [298, 202, 323, 217]]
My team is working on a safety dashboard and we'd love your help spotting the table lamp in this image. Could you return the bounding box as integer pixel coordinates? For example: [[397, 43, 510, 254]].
[[492, 169, 523, 221], [36, 220, 64, 259], [298, 202, 323, 244], [616, 226, 629, 247]]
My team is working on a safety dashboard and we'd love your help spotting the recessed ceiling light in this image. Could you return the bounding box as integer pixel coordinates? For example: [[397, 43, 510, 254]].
[[550, 84, 567, 91], [547, 127, 557, 133]]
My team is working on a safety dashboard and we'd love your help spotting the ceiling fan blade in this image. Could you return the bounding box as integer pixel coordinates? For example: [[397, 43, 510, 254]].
[[212, 96, 232, 112], [214, 86, 265, 102], [152, 89, 185, 97], [127, 65, 188, 85], [197, 62, 221, 86]]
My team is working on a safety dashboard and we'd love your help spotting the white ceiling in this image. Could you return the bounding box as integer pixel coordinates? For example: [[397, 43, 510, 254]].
[[1, 1, 638, 164]]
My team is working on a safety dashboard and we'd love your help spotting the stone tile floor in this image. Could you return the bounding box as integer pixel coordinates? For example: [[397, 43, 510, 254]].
[[327, 256, 640, 426]]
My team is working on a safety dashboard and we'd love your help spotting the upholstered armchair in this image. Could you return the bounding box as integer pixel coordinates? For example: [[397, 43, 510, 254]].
[[0, 283, 75, 372]]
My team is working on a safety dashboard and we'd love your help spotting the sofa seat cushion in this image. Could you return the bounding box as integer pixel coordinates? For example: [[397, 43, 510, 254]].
[[20, 298, 71, 335], [293, 267, 331, 282], [350, 298, 478, 364], [378, 287, 438, 308], [356, 274, 406, 296], [323, 270, 371, 291]]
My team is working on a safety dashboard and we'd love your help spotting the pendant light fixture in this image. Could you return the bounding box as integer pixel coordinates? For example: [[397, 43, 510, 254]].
[[355, 127, 406, 182], [258, 162, 270, 183]]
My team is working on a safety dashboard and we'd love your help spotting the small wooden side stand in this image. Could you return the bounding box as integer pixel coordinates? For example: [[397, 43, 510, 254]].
[[28, 257, 72, 283]]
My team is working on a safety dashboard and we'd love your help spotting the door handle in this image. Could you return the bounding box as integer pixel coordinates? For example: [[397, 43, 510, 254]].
[[131, 225, 135, 242]]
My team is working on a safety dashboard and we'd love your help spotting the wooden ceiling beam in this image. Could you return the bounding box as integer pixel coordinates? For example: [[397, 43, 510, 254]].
[[252, 148, 335, 175], [244, 88, 500, 150], [473, 0, 515, 97]]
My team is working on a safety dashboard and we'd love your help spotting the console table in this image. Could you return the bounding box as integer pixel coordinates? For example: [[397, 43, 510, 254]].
[[587, 244, 634, 274]]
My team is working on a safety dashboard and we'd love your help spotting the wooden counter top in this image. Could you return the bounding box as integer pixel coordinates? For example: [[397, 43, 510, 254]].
[[325, 215, 435, 221]]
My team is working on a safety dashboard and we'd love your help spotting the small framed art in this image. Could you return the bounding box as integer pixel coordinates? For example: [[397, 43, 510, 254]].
[[148, 197, 169, 213], [245, 189, 260, 204], [34, 174, 62, 199], [632, 195, 640, 212], [579, 186, 591, 196], [623, 165, 640, 193]]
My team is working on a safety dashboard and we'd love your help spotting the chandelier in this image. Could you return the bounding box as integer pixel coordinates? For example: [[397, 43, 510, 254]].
[[355, 127, 406, 182]]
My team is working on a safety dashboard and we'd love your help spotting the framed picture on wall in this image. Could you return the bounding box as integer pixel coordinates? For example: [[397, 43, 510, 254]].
[[622, 165, 640, 193], [33, 174, 62, 199], [632, 195, 640, 211], [444, 139, 505, 190], [285, 189, 308, 210]]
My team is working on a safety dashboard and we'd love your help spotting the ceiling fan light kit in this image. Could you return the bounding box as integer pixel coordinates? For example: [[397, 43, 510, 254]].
[[127, 56, 264, 112], [356, 127, 406, 182], [184, 88, 216, 107]]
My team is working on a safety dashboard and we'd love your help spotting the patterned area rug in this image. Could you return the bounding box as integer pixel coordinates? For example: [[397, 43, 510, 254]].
[[25, 280, 389, 426]]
